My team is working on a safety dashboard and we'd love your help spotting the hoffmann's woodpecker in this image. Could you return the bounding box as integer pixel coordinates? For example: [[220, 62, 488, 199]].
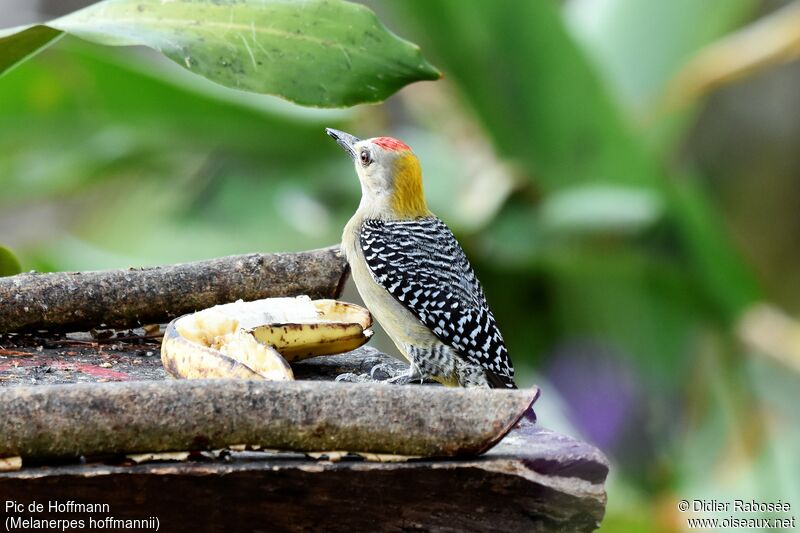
[[326, 128, 516, 389]]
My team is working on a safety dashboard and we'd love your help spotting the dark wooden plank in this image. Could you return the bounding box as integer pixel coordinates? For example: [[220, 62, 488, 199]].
[[0, 419, 607, 532]]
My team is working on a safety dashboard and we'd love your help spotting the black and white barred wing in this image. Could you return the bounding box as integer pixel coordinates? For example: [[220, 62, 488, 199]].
[[360, 217, 515, 387]]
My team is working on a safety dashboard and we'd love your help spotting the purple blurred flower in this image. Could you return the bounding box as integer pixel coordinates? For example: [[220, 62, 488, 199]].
[[546, 339, 642, 452]]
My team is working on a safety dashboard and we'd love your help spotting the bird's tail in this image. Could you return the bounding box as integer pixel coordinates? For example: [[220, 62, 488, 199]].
[[485, 370, 517, 389]]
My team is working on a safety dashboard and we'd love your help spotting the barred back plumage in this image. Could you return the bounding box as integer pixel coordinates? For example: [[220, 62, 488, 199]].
[[360, 216, 516, 388]]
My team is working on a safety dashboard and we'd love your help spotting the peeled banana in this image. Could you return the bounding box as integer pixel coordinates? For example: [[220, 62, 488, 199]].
[[161, 296, 373, 381], [162, 310, 293, 380]]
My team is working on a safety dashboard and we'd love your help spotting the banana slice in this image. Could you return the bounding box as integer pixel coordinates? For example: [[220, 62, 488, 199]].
[[160, 296, 373, 380], [250, 300, 373, 361]]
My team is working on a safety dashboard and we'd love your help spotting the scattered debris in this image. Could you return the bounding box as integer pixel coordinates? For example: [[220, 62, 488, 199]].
[[0, 349, 32, 357], [0, 456, 21, 472], [126, 451, 191, 464]]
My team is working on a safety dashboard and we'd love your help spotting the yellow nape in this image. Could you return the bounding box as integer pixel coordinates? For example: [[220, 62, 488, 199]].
[[390, 152, 431, 219]]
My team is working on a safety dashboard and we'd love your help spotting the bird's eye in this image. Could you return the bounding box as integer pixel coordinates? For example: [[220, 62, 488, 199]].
[[359, 149, 372, 166]]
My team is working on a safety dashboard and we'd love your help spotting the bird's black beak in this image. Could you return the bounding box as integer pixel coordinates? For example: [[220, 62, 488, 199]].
[[325, 128, 360, 160]]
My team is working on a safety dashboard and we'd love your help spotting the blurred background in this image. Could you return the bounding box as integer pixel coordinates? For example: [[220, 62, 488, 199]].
[[1, 0, 799, 530]]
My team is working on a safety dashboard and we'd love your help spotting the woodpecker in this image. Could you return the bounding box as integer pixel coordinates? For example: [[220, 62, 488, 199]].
[[326, 128, 516, 388]]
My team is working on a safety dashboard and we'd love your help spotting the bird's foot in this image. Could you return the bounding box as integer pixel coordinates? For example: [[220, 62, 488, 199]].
[[369, 363, 401, 381], [382, 365, 424, 385], [384, 373, 415, 385], [334, 372, 374, 384], [334, 362, 424, 385]]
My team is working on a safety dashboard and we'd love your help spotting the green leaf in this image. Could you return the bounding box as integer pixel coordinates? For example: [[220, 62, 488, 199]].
[[0, 246, 22, 277], [0, 25, 63, 78], [0, 0, 440, 107], [565, 0, 757, 154], [540, 184, 664, 235], [565, 0, 755, 114], [667, 175, 760, 320]]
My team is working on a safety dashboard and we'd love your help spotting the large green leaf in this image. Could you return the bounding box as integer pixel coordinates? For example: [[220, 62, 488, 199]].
[[0, 0, 440, 107]]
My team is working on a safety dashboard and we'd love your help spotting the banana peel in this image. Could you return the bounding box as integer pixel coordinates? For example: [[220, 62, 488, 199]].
[[162, 321, 292, 381], [161, 296, 373, 381]]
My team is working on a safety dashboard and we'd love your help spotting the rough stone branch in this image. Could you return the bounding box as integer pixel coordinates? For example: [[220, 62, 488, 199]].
[[0, 246, 348, 332], [0, 379, 535, 459]]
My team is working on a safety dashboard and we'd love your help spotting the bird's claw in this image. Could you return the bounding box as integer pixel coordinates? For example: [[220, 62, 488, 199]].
[[369, 363, 397, 380], [385, 373, 414, 385], [334, 372, 371, 383], [383, 364, 424, 385], [335, 363, 423, 385]]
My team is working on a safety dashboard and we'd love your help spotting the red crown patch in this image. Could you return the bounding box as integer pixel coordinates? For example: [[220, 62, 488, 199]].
[[372, 137, 411, 152]]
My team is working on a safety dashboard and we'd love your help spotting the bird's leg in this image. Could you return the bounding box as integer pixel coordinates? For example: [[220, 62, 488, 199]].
[[336, 361, 423, 385], [379, 348, 427, 385], [334, 360, 408, 384], [368, 363, 401, 381], [334, 372, 370, 384], [334, 352, 427, 385], [384, 362, 423, 385]]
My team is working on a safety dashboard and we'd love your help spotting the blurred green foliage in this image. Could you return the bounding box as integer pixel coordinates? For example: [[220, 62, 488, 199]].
[[0, 245, 21, 276], [1, 0, 799, 530]]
